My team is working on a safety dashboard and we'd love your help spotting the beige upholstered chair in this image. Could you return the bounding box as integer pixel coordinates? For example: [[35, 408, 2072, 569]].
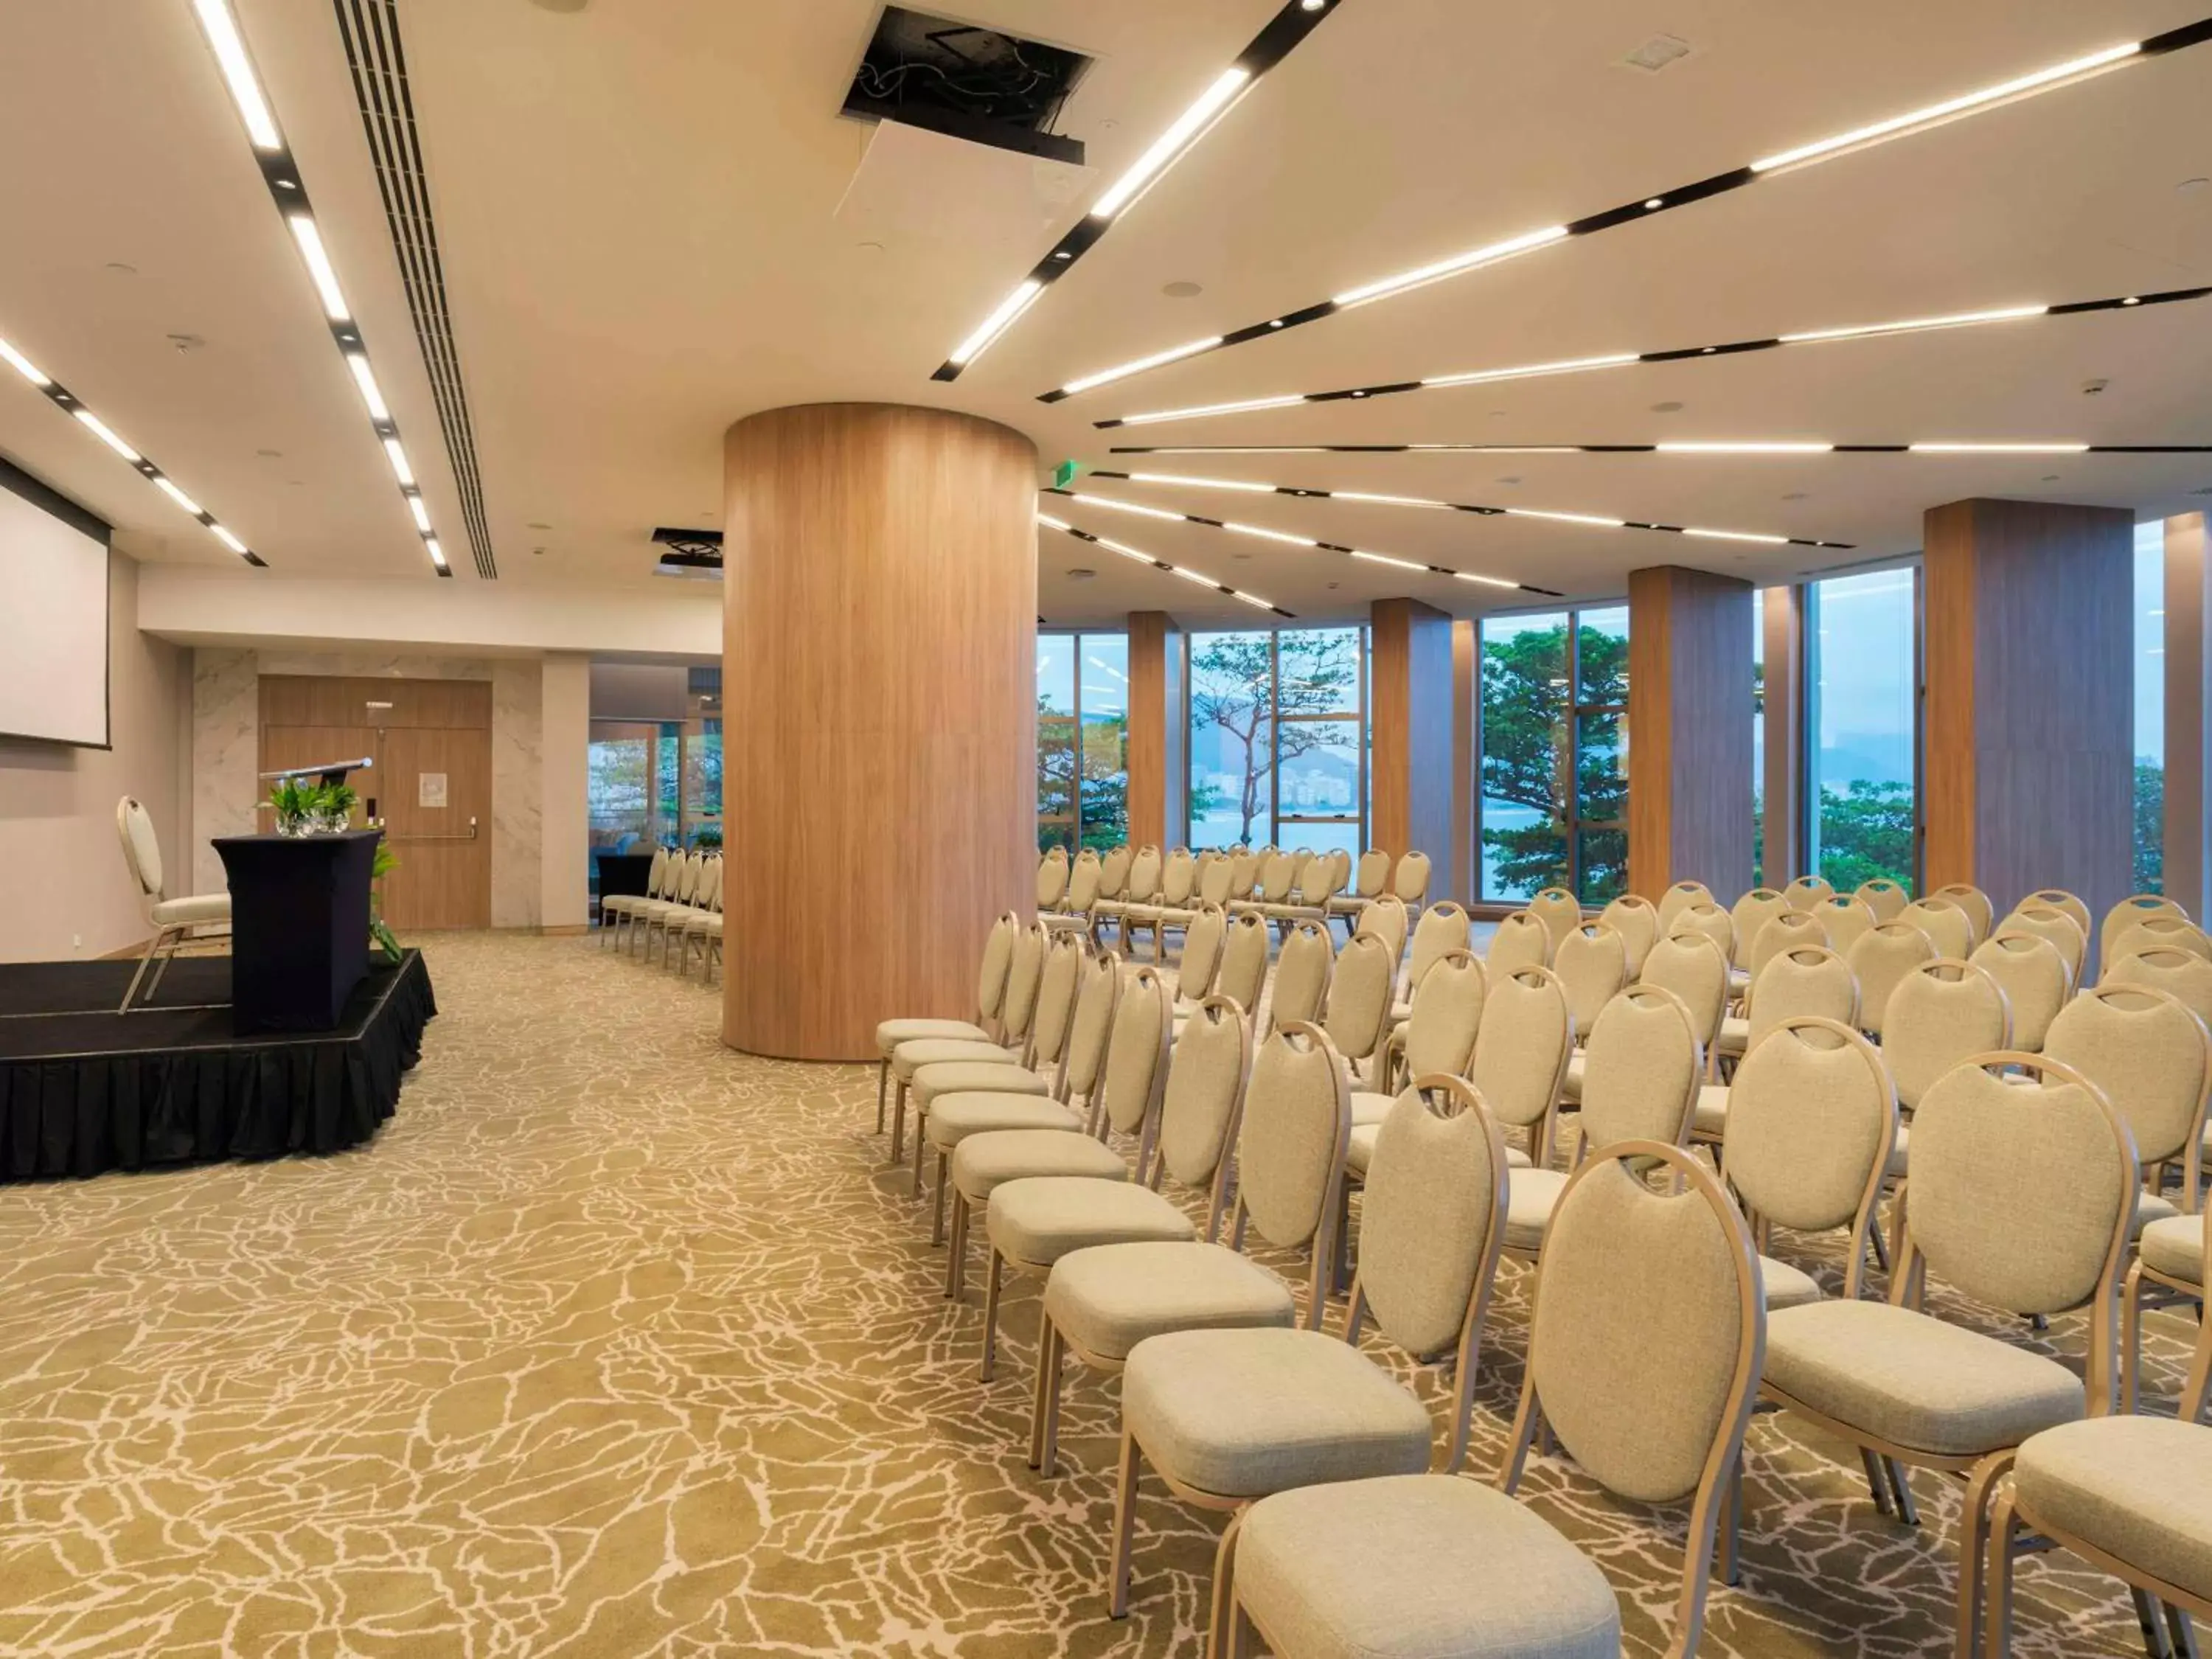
[[1043, 848, 1105, 936], [1846, 920, 1939, 1040], [1640, 930, 1731, 1066], [1218, 1141, 1762, 1659], [1485, 908, 1552, 978], [1668, 899, 1736, 964], [1265, 849, 1350, 932], [1758, 1054, 2137, 1638], [1225, 846, 1265, 905], [2103, 892, 2190, 974], [942, 963, 1172, 1296], [1096, 844, 1162, 941], [1932, 881, 1994, 945], [1656, 877, 1716, 932], [1035, 846, 1071, 913], [974, 993, 1253, 1378], [1326, 847, 1391, 933], [1885, 959, 2011, 1113], [1983, 1412, 2212, 1658], [1700, 946, 1860, 1141], [1526, 885, 1582, 951], [1554, 923, 1629, 1049], [1172, 902, 1228, 1013], [2019, 886, 2091, 939], [1213, 913, 1272, 1034], [1854, 877, 1911, 922], [1997, 901, 2087, 984], [2106, 945, 2212, 1028], [2045, 984, 2211, 1235], [599, 844, 667, 948], [1321, 931, 1396, 1082], [1349, 891, 1409, 970], [2121, 1205, 2208, 1422], [1123, 846, 1195, 959], [1027, 1024, 1350, 1477], [1815, 893, 1878, 961], [1729, 888, 1790, 971], [1087, 844, 1135, 942], [632, 850, 703, 961], [1231, 849, 1297, 919], [1147, 851, 1233, 953], [1376, 947, 1484, 1096], [1390, 849, 1432, 918], [1507, 986, 1703, 1259], [874, 909, 1016, 1137], [672, 855, 726, 978], [1784, 873, 1835, 911], [114, 796, 232, 1014], [2121, 913, 2212, 964], [1722, 1017, 1896, 1308], [1966, 931, 2070, 1051], [1110, 1077, 1508, 1621], [1265, 920, 1335, 1037], [1386, 900, 1469, 1026], [889, 922, 1048, 1173], [1746, 907, 1828, 981], [1597, 892, 1658, 976]]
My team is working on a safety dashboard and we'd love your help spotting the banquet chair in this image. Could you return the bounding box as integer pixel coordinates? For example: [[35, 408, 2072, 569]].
[[2018, 887, 2092, 940], [1350, 891, 1408, 971], [1211, 913, 1271, 1034], [114, 796, 232, 1014], [1389, 849, 1432, 919], [1375, 947, 1484, 1096], [1698, 945, 1859, 1144], [1855, 877, 1912, 922], [1215, 1140, 1762, 1659], [1847, 919, 1939, 1040], [1385, 900, 1470, 1029], [1327, 848, 1391, 936], [889, 921, 1048, 1172], [1320, 931, 1396, 1086], [1107, 1076, 1508, 1621], [1026, 1023, 1349, 1478], [1086, 844, 1135, 943], [976, 992, 1251, 1378], [1745, 908, 1829, 984], [874, 909, 1018, 1143], [2107, 945, 2212, 1028], [674, 855, 726, 979], [1095, 844, 1161, 945], [1229, 849, 1299, 921], [1141, 849, 1226, 957], [1729, 888, 1791, 980], [1640, 929, 1731, 1072], [1966, 931, 2070, 1051], [1657, 877, 1716, 932], [599, 844, 666, 950], [2104, 892, 2191, 976], [1484, 908, 1551, 977], [1043, 849, 1105, 936], [1224, 846, 1265, 907], [1784, 873, 1835, 911], [1171, 901, 1228, 1014], [2045, 984, 2211, 1237], [1883, 957, 2012, 1118], [1265, 848, 1349, 933], [1933, 881, 1995, 946], [1597, 891, 1659, 976], [1722, 1016, 1896, 1308], [1552, 922, 1628, 1102], [1757, 1054, 2137, 1651], [1036, 846, 1071, 914], [1123, 846, 1195, 961], [1526, 884, 1582, 951], [629, 850, 700, 960], [1815, 893, 1879, 961], [658, 854, 718, 970], [2124, 914, 2212, 964], [2121, 1200, 2208, 1422], [1265, 921, 1335, 1037], [1997, 901, 2088, 984], [1508, 985, 1703, 1262]]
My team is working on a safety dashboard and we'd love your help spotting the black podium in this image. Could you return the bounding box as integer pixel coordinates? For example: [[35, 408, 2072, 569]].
[[214, 830, 382, 1034]]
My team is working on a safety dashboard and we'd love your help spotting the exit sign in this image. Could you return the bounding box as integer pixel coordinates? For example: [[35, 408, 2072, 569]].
[[1054, 458, 1085, 489]]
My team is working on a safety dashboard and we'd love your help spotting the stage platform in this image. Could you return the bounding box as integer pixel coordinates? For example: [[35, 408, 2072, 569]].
[[0, 951, 435, 1180]]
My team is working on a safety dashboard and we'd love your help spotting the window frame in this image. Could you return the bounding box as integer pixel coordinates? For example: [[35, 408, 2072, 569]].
[[1181, 625, 1370, 852]]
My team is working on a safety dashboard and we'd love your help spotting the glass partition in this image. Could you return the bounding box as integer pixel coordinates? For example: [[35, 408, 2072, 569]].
[[1806, 567, 1919, 894]]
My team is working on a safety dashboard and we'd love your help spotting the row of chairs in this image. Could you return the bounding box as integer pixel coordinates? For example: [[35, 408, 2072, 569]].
[[863, 896, 2211, 1657], [1037, 844, 1433, 956], [598, 845, 723, 981]]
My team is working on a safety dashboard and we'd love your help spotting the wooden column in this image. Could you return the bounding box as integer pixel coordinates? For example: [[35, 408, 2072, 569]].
[[722, 403, 1036, 1060], [1760, 585, 1804, 886], [1125, 610, 1185, 848], [1450, 619, 1477, 904], [1627, 565, 1755, 900], [2166, 513, 2211, 921], [1922, 498, 2132, 926], [1369, 597, 1453, 866]]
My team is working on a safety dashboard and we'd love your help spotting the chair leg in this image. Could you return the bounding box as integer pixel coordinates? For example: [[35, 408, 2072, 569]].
[[875, 1061, 889, 1134], [2133, 1590, 2178, 1659], [911, 1107, 932, 1197], [1207, 1509, 1248, 1659], [1027, 1318, 1057, 1469], [1718, 1451, 1744, 1587], [145, 939, 179, 1003], [118, 928, 167, 1014], [980, 1250, 1006, 1380], [1861, 1449, 1896, 1519], [888, 1082, 908, 1167], [1889, 1458, 1921, 1527], [1983, 1483, 2018, 1659], [1955, 1453, 2008, 1659], [1039, 1327, 1065, 1478], [930, 1153, 950, 1247], [2183, 1300, 2212, 1427], [2167, 1604, 2199, 1659], [945, 1195, 971, 1302], [2124, 1262, 2147, 1416], [1108, 1428, 1143, 1618]]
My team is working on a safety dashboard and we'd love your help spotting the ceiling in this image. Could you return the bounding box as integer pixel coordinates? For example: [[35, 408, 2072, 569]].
[[2, 0, 2209, 626]]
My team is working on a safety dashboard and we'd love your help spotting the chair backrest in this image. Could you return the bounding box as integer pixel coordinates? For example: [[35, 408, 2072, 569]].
[[712, 857, 727, 914], [1402, 949, 1486, 1079], [1967, 931, 2070, 1051], [1036, 846, 1070, 909], [1254, 849, 1298, 904], [1391, 849, 1433, 905], [1846, 921, 1938, 1038], [1099, 964, 1173, 1152], [1722, 1017, 1896, 1295], [116, 796, 164, 900], [1195, 852, 1235, 908], [1469, 967, 1573, 1135], [1284, 849, 1317, 899], [2044, 983, 2212, 1169], [673, 852, 702, 902], [974, 911, 1020, 1023], [1267, 920, 1335, 1034], [642, 844, 670, 901], [1097, 844, 1134, 901], [1747, 909, 1827, 979], [1656, 879, 1714, 931], [2102, 892, 2188, 973], [1999, 902, 2087, 984], [1554, 923, 1629, 1040], [1666, 900, 1735, 963], [1178, 902, 1228, 1004], [1486, 910, 1552, 978], [1234, 1023, 1352, 1322], [2118, 914, 2212, 965], [703, 857, 726, 911], [1155, 846, 1197, 907], [1854, 877, 1910, 922], [1323, 931, 1397, 1065], [1902, 1056, 2135, 1354], [1351, 847, 1392, 900], [1029, 931, 1091, 1070], [1884, 959, 2011, 1110], [1578, 985, 1704, 1152], [1060, 948, 1122, 1101], [2104, 946, 2212, 1028], [1528, 886, 1582, 949], [1353, 893, 1409, 964], [1783, 874, 1834, 911], [1402, 901, 1471, 998], [999, 922, 1050, 1045], [1354, 1077, 1509, 1467], [1153, 994, 1253, 1203], [1728, 889, 1789, 967], [1123, 844, 1163, 905], [1065, 849, 1103, 911], [1216, 914, 1271, 1025], [1307, 848, 1352, 904], [1597, 894, 1658, 976], [1933, 882, 1994, 945], [1638, 931, 1730, 1050], [1814, 894, 1877, 960], [1227, 848, 1265, 900], [1745, 945, 1858, 1051]]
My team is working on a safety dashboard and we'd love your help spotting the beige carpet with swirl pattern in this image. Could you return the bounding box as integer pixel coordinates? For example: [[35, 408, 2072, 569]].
[[0, 930, 2199, 1657]]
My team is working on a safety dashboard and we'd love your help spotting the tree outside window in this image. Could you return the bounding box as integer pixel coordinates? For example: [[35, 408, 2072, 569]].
[[1189, 630, 1364, 851]]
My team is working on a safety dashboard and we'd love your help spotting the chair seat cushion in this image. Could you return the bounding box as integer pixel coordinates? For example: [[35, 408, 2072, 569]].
[[914, 1062, 1049, 1112], [1760, 1253, 1824, 1311], [892, 1038, 1015, 1082], [1503, 1167, 1568, 1253], [2132, 1192, 2180, 1238], [1236, 1474, 1619, 1659], [1693, 1084, 1729, 1137], [1887, 1124, 1909, 1179], [1559, 1052, 1585, 1104], [1764, 1298, 2083, 1456], [987, 1178, 1194, 1265], [150, 891, 231, 927], [687, 915, 723, 935], [952, 1130, 1127, 1204], [1388, 999, 1412, 1025], [925, 1094, 1082, 1151], [1728, 967, 1750, 996], [1042, 1242, 1294, 1363], [2014, 1415, 2212, 1603], [1715, 1015, 1750, 1057], [877, 1018, 989, 1057], [1349, 1091, 1396, 1127], [1350, 1122, 1528, 1178], [2140, 1213, 2205, 1285], [1326, 894, 1365, 915], [1123, 1328, 1430, 1498]]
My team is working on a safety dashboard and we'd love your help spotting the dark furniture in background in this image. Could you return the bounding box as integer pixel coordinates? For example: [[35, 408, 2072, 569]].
[[594, 850, 656, 919], [214, 830, 381, 1034]]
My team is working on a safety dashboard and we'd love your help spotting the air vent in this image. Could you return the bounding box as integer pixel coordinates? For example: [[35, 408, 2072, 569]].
[[653, 526, 723, 579], [843, 7, 1090, 164]]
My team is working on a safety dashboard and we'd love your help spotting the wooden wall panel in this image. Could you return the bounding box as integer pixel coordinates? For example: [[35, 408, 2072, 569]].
[[1759, 586, 1803, 886], [261, 675, 489, 731], [1125, 611, 1183, 848], [1368, 597, 1453, 864], [1627, 566, 1754, 899], [722, 404, 1037, 1061], [2167, 514, 2211, 922]]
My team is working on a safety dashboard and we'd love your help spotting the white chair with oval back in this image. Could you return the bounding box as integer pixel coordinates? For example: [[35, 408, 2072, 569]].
[[1967, 931, 2070, 1052], [114, 796, 232, 1014], [1854, 877, 1911, 923], [1327, 847, 1392, 936], [600, 844, 667, 949], [1657, 877, 1715, 932], [1784, 874, 1834, 912], [1485, 909, 1551, 979], [2101, 892, 2189, 977], [1996, 902, 2087, 984], [1598, 892, 1659, 977], [1526, 885, 1582, 952], [1932, 881, 1994, 946]]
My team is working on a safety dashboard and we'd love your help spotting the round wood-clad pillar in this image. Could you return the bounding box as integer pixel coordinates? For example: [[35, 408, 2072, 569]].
[[721, 403, 1037, 1060]]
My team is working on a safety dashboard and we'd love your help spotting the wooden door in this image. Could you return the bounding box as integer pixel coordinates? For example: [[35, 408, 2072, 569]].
[[378, 726, 493, 929]]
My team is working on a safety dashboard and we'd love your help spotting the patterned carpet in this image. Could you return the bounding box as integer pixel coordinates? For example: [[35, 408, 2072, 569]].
[[0, 930, 2199, 1657]]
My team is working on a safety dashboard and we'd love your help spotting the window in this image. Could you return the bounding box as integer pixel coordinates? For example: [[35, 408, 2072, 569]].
[[2135, 521, 2165, 894], [1036, 632, 1128, 852], [1806, 567, 1919, 894], [1478, 605, 1629, 905], [1752, 590, 1767, 888], [1188, 627, 1367, 855]]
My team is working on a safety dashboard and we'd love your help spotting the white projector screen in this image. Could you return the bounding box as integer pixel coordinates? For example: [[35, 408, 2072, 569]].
[[0, 462, 110, 748]]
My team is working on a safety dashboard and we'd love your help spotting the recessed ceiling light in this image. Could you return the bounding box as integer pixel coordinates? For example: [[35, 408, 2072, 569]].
[[1623, 34, 1692, 72], [346, 353, 391, 421], [105, 262, 138, 276], [0, 335, 52, 386], [1782, 491, 1809, 501], [153, 477, 204, 515], [2180, 176, 2211, 193], [1659, 442, 1834, 454], [407, 494, 433, 532], [288, 215, 350, 321], [1067, 567, 1096, 580], [1058, 335, 1225, 396], [383, 437, 415, 486], [209, 524, 250, 554], [73, 409, 142, 461], [1093, 69, 1252, 219], [424, 537, 448, 569], [257, 448, 282, 458], [189, 0, 281, 150], [947, 279, 1043, 366], [1334, 224, 1568, 308], [527, 521, 552, 530], [1650, 401, 1684, 414], [1121, 393, 1310, 426]]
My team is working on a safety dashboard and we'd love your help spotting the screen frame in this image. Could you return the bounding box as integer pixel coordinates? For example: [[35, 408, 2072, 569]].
[[0, 454, 114, 751]]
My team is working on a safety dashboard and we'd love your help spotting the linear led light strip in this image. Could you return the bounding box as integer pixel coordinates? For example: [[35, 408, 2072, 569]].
[[1107, 441, 2212, 456], [187, 0, 449, 577], [1036, 512, 1291, 616], [1044, 18, 2212, 402], [1091, 284, 2212, 427], [930, 0, 1343, 381], [0, 332, 267, 565], [1046, 488, 1561, 596], [1088, 469, 1852, 549]]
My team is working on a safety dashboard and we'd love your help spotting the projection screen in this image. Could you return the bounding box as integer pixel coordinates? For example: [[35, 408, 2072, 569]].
[[0, 458, 111, 747]]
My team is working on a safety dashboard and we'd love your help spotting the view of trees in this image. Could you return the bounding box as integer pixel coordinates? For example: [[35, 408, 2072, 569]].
[[1812, 779, 1915, 892], [1189, 631, 1360, 846], [1037, 701, 1128, 852], [2136, 759, 2164, 894], [1478, 619, 1627, 902]]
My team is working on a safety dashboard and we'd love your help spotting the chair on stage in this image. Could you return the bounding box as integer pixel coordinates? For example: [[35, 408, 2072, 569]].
[[114, 796, 232, 1013]]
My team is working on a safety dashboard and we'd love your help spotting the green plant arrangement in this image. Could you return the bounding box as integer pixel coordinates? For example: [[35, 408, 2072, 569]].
[[369, 838, 403, 964], [265, 778, 359, 837], [693, 826, 723, 850]]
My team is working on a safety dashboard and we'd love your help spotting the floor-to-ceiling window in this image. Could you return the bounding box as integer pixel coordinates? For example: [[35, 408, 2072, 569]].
[[1477, 604, 1629, 905], [1806, 566, 1919, 894], [1188, 627, 1367, 855], [1752, 591, 1767, 888], [1036, 632, 1129, 852], [2135, 521, 2165, 894]]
